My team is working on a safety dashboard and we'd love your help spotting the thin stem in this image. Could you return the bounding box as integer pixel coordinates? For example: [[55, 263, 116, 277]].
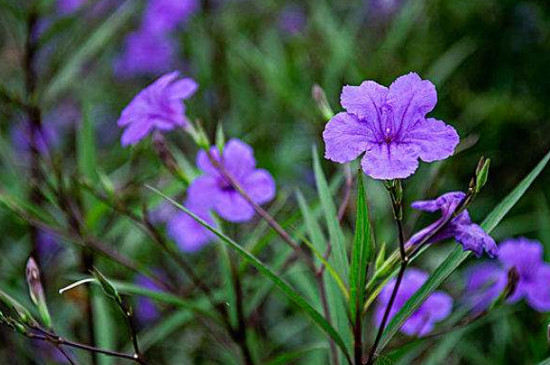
[[27, 332, 146, 363], [231, 261, 256, 365], [364, 182, 408, 365], [316, 274, 340, 365]]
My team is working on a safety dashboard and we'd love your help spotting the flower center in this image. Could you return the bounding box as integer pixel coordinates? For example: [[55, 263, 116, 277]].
[[380, 104, 395, 143], [217, 177, 235, 193]]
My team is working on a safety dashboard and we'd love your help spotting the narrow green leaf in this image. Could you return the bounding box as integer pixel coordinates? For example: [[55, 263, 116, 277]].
[[349, 174, 374, 322], [312, 147, 349, 280], [93, 289, 115, 365], [265, 345, 327, 365], [148, 186, 351, 362], [378, 149, 550, 352]]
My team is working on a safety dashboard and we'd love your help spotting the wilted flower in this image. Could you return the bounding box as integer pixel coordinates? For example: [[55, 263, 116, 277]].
[[114, 30, 177, 78], [142, 0, 199, 33], [464, 262, 507, 313], [191, 139, 276, 222], [374, 268, 452, 337], [498, 237, 550, 312], [323, 72, 459, 180], [117, 71, 197, 146], [407, 191, 498, 258]]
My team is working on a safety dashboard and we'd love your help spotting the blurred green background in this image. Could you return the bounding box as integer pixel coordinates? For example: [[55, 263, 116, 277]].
[[1, 0, 550, 363]]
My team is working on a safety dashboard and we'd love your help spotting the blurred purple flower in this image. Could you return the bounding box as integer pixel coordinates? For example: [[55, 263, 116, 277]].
[[134, 274, 163, 323], [368, 0, 406, 17], [407, 191, 498, 258], [114, 30, 177, 78], [278, 5, 306, 35], [375, 268, 452, 337], [323, 72, 459, 180], [34, 341, 72, 364], [117, 71, 198, 146], [498, 237, 550, 312], [142, 0, 199, 33], [57, 0, 87, 14], [464, 262, 507, 313], [37, 229, 63, 261], [11, 123, 58, 156], [192, 139, 276, 222]]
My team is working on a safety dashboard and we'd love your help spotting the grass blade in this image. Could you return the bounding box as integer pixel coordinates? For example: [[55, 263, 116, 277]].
[[349, 174, 374, 323], [377, 149, 550, 352]]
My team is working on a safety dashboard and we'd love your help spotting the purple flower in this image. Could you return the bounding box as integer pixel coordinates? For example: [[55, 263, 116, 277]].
[[114, 30, 177, 78], [407, 192, 498, 258], [142, 0, 199, 34], [191, 139, 276, 223], [463, 262, 507, 313], [134, 275, 163, 323], [368, 0, 406, 18], [57, 0, 87, 14], [278, 5, 306, 35], [117, 71, 198, 146], [11, 123, 58, 156], [498, 237, 550, 312], [323, 72, 459, 180], [374, 268, 452, 337]]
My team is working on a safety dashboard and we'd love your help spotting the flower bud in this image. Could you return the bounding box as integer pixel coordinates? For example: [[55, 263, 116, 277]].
[[312, 84, 334, 121], [25, 257, 51, 328]]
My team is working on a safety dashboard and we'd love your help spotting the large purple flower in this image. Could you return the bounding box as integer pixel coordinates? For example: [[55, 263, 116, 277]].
[[117, 71, 197, 146], [323, 72, 459, 180], [374, 268, 452, 337], [142, 0, 199, 33], [407, 192, 498, 258], [463, 262, 507, 313], [498, 237, 550, 312], [114, 30, 176, 78], [191, 139, 276, 223]]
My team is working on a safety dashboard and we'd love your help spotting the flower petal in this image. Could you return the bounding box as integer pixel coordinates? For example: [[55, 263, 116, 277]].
[[242, 169, 276, 205], [340, 81, 388, 120], [387, 72, 437, 132], [323, 112, 375, 163], [196, 147, 220, 176], [455, 223, 498, 258], [187, 176, 219, 208], [526, 264, 550, 312], [120, 120, 153, 146], [405, 118, 459, 162], [222, 139, 256, 179], [169, 77, 198, 100], [214, 190, 255, 223], [167, 207, 215, 253], [361, 142, 419, 180], [423, 291, 453, 321]]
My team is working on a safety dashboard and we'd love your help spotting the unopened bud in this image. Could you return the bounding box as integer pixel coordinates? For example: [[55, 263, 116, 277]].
[[475, 158, 490, 194], [92, 268, 122, 305], [25, 257, 51, 328], [312, 84, 334, 121]]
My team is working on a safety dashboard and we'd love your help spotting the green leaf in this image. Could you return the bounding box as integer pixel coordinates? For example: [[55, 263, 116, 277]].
[[93, 289, 115, 365], [264, 345, 327, 365], [43, 1, 136, 103], [148, 186, 352, 362], [91, 268, 122, 304], [377, 149, 550, 352], [349, 173, 374, 323], [312, 147, 349, 280]]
